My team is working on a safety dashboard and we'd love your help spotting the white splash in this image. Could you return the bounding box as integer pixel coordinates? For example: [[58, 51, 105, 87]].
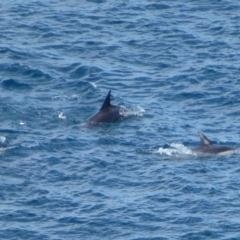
[[58, 111, 66, 120], [157, 143, 193, 156], [119, 105, 145, 117]]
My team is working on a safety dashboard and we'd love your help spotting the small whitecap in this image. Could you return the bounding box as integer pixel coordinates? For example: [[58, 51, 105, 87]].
[[0, 136, 7, 151], [52, 95, 66, 101], [89, 82, 97, 88], [71, 94, 79, 99], [0, 136, 6, 144], [20, 120, 26, 125], [52, 95, 59, 100], [58, 111, 66, 120]]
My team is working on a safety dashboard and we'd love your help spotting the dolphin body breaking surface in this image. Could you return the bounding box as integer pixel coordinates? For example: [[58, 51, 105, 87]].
[[193, 132, 235, 155], [87, 90, 123, 124]]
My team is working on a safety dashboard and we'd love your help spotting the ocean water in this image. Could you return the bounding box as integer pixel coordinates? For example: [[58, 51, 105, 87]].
[[1, 1, 240, 239]]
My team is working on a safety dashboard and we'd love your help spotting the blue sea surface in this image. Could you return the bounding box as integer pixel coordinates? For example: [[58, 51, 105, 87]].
[[1, 1, 240, 239]]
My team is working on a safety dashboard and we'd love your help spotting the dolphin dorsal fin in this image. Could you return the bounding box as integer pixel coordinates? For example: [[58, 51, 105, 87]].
[[198, 132, 212, 145], [100, 90, 111, 110]]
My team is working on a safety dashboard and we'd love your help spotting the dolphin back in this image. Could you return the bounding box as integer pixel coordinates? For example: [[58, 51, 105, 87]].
[[87, 90, 123, 124], [194, 132, 235, 155]]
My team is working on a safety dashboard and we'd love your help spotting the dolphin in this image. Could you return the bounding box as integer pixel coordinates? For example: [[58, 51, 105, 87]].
[[87, 90, 124, 124], [193, 131, 235, 155]]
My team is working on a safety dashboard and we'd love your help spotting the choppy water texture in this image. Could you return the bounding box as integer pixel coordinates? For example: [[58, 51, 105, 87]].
[[1, 1, 240, 239]]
